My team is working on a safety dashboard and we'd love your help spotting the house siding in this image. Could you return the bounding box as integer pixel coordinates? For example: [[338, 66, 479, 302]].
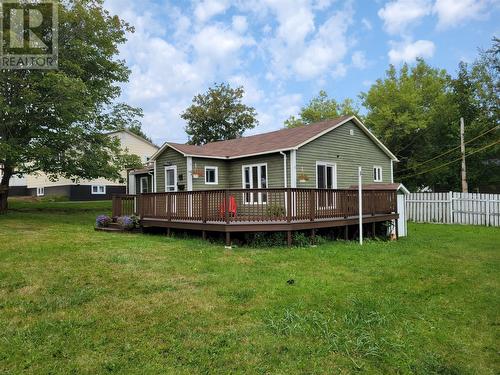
[[228, 152, 289, 189], [155, 147, 187, 192], [192, 158, 229, 190], [296, 120, 392, 188], [135, 173, 153, 194]]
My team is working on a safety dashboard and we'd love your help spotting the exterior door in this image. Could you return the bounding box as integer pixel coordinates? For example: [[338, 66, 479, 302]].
[[165, 166, 177, 192], [316, 162, 337, 207], [165, 166, 177, 213], [243, 164, 267, 204]]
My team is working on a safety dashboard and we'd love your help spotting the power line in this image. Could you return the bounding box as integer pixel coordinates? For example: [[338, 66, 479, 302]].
[[399, 139, 500, 179], [397, 125, 499, 173]]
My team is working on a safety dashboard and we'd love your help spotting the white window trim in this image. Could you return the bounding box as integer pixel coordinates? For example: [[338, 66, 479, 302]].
[[36, 187, 45, 197], [91, 185, 106, 195], [241, 163, 268, 205], [164, 165, 178, 192], [140, 176, 149, 193], [373, 166, 383, 182], [204, 166, 219, 185], [315, 161, 337, 189]]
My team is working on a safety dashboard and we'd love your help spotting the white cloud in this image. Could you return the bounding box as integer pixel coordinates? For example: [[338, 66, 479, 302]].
[[351, 50, 367, 69], [378, 0, 432, 35], [293, 5, 352, 79], [191, 24, 254, 73], [232, 15, 248, 33], [433, 0, 495, 29], [388, 39, 436, 63], [194, 0, 229, 23]]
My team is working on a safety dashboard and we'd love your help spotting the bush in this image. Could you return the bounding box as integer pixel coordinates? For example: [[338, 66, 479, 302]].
[[117, 216, 135, 230], [245, 232, 286, 247], [266, 204, 285, 219], [96, 215, 111, 228], [292, 232, 310, 247]]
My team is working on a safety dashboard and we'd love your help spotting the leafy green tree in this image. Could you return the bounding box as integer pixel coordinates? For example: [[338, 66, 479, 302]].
[[450, 39, 500, 192], [0, 0, 142, 212], [284, 90, 360, 128], [110, 104, 152, 143], [182, 83, 258, 145], [361, 59, 458, 190]]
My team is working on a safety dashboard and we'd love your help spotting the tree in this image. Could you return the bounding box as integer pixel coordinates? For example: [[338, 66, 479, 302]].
[[111, 103, 152, 143], [361, 59, 458, 190], [0, 0, 142, 212], [182, 83, 258, 145], [284, 90, 360, 128], [449, 39, 500, 192]]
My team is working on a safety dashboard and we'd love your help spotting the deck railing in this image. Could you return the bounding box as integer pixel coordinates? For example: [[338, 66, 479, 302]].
[[112, 188, 397, 223]]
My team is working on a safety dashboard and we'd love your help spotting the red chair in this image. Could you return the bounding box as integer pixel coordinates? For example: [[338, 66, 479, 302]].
[[220, 195, 237, 219]]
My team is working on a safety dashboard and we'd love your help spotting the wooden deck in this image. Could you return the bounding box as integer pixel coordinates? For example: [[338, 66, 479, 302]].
[[112, 188, 399, 246]]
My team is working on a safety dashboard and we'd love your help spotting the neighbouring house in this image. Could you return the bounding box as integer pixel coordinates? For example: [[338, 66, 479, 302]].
[[4, 129, 158, 201], [115, 116, 405, 245]]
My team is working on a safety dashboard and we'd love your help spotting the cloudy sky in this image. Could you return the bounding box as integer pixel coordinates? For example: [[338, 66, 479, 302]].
[[105, 0, 499, 145]]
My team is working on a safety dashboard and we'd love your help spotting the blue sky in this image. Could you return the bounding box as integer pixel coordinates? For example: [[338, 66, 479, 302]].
[[105, 0, 499, 145]]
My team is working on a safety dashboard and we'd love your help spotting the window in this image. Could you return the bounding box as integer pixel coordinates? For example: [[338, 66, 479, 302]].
[[36, 187, 45, 197], [205, 166, 218, 185], [91, 185, 106, 195], [373, 166, 383, 182], [140, 177, 149, 193], [242, 163, 267, 204]]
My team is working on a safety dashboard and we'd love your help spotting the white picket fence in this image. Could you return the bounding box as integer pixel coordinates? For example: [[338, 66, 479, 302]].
[[406, 192, 500, 227]]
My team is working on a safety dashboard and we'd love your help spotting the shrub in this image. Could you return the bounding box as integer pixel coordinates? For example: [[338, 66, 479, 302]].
[[245, 232, 286, 247], [266, 204, 285, 219], [96, 215, 111, 228], [117, 216, 135, 230], [292, 232, 310, 247]]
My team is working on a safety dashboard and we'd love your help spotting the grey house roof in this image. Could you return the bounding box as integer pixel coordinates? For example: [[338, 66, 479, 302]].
[[151, 115, 398, 161]]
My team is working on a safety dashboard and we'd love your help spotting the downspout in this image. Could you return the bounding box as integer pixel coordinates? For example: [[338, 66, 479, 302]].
[[279, 152, 287, 188]]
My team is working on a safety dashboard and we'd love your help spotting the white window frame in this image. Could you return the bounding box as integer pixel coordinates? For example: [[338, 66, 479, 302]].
[[204, 166, 218, 185], [36, 187, 45, 197], [373, 166, 383, 182], [241, 163, 268, 205], [140, 176, 149, 193], [91, 185, 106, 195], [315, 162, 337, 189]]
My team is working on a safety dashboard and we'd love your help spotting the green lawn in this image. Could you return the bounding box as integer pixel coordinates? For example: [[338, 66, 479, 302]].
[[1, 200, 499, 374]]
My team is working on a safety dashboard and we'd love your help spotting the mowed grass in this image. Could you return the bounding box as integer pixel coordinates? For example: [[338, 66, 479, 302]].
[[0, 200, 499, 374]]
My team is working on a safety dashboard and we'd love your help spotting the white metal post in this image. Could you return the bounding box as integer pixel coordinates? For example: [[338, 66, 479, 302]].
[[358, 166, 363, 245]]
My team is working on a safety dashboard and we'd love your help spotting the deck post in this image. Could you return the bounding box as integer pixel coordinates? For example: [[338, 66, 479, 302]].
[[344, 225, 348, 240], [311, 228, 316, 246], [166, 227, 171, 237], [309, 190, 316, 221], [372, 221, 376, 238], [225, 232, 231, 248], [202, 230, 206, 241], [224, 190, 230, 224], [287, 188, 292, 222], [167, 194, 171, 222], [287, 231, 292, 247], [202, 191, 208, 223]]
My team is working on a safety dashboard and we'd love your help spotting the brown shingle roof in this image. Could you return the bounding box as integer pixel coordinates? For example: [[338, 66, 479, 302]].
[[166, 115, 352, 158]]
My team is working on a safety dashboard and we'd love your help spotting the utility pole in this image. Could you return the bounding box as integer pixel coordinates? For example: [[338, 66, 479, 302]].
[[460, 117, 468, 193]]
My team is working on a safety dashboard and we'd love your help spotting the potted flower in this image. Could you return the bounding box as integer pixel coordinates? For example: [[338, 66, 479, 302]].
[[298, 168, 309, 183], [192, 164, 202, 179], [96, 214, 111, 228]]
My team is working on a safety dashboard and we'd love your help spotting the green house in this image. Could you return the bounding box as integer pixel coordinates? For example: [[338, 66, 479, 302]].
[[132, 116, 398, 194]]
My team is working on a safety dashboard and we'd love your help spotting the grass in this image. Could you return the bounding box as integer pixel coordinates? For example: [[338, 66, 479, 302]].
[[0, 199, 499, 374]]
